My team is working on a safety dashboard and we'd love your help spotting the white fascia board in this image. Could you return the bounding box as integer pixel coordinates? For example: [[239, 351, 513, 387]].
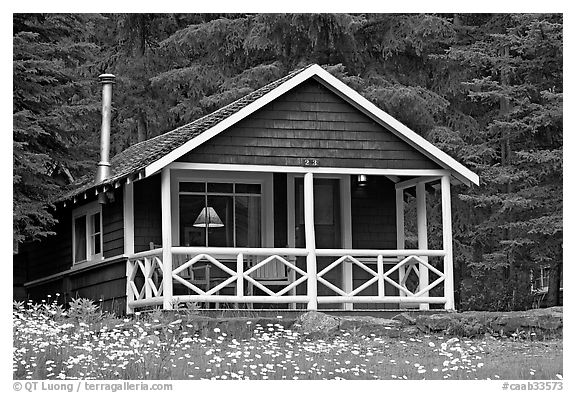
[[309, 65, 479, 186], [145, 63, 479, 186], [168, 162, 451, 177], [144, 65, 319, 178]]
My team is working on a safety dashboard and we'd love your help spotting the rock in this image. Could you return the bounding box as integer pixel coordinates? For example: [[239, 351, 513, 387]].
[[402, 326, 420, 336], [490, 308, 562, 334], [393, 313, 417, 325], [295, 311, 340, 336], [168, 306, 562, 340], [415, 313, 457, 332], [339, 316, 402, 336], [412, 307, 562, 338]]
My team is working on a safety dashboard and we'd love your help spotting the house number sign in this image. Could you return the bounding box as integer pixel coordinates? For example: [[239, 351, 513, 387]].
[[302, 158, 320, 167]]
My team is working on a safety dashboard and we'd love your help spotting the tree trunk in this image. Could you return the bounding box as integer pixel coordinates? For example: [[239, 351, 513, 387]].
[[137, 111, 147, 143], [500, 44, 514, 310], [546, 261, 562, 306], [454, 251, 461, 309], [453, 13, 462, 27], [137, 15, 147, 57]]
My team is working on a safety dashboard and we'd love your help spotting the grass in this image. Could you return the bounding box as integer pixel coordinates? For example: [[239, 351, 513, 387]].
[[13, 298, 563, 380]]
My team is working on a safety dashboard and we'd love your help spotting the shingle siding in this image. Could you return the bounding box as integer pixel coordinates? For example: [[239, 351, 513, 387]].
[[133, 175, 162, 252], [103, 187, 124, 258], [178, 80, 440, 170]]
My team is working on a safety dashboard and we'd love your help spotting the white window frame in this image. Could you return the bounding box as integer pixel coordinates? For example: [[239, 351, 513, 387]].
[[72, 201, 103, 265], [170, 169, 274, 248]]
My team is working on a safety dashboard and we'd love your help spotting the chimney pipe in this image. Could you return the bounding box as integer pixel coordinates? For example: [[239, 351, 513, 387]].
[[96, 74, 115, 183]]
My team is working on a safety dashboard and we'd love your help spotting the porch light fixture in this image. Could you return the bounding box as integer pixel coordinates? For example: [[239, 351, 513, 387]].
[[193, 207, 224, 228], [357, 174, 368, 187]]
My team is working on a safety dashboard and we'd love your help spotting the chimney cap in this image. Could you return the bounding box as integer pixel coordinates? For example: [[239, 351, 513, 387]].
[[98, 74, 116, 84]]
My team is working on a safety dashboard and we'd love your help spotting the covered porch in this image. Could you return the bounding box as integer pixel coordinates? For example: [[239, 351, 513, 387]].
[[125, 163, 456, 313]]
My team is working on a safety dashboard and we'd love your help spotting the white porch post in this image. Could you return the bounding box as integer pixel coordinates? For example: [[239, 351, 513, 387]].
[[304, 172, 318, 310], [161, 168, 174, 310], [395, 188, 406, 298], [124, 181, 135, 314], [441, 175, 455, 310], [341, 175, 353, 310], [236, 253, 244, 297], [416, 182, 429, 310]]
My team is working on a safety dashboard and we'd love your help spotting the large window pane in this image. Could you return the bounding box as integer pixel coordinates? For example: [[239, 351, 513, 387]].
[[178, 181, 263, 248], [208, 183, 233, 193], [180, 182, 205, 193], [90, 213, 102, 255], [179, 195, 206, 246], [74, 216, 86, 262], [92, 212, 100, 234], [93, 233, 101, 254], [235, 195, 261, 247], [207, 195, 234, 247], [235, 183, 261, 194]]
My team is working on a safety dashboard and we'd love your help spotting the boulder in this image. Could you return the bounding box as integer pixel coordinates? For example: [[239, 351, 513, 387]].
[[489, 307, 562, 334], [415, 313, 457, 332], [412, 307, 562, 337], [392, 312, 417, 325], [295, 311, 340, 336], [167, 306, 562, 339], [338, 316, 402, 337]]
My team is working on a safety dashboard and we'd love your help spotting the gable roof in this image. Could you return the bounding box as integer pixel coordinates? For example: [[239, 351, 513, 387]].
[[58, 63, 478, 204]]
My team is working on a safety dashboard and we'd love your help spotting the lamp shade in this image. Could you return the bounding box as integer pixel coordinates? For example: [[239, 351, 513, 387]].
[[193, 206, 224, 228]]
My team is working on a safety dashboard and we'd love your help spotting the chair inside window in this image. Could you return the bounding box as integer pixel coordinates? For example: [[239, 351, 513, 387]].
[[247, 255, 295, 308], [149, 242, 211, 295]]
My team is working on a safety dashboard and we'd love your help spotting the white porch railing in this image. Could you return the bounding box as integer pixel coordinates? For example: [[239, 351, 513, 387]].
[[127, 247, 452, 312], [126, 249, 166, 308], [314, 249, 447, 305]]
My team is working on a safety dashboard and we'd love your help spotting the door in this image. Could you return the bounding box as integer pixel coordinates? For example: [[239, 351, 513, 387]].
[[294, 178, 341, 249], [294, 177, 344, 309]]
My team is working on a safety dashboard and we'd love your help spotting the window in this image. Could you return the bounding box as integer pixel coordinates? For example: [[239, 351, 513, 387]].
[[179, 182, 261, 247], [531, 266, 551, 293], [73, 203, 103, 264]]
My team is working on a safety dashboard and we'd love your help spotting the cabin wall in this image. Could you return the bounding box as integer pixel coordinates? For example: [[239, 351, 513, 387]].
[[351, 176, 397, 249], [103, 188, 124, 258], [351, 175, 400, 309], [273, 173, 288, 248], [22, 207, 74, 282], [20, 186, 125, 284], [178, 79, 440, 170], [67, 260, 127, 315], [17, 187, 126, 312], [26, 259, 127, 315], [133, 174, 162, 252], [13, 252, 27, 301]]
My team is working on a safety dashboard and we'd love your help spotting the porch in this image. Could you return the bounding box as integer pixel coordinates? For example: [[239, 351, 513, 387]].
[[125, 167, 456, 313]]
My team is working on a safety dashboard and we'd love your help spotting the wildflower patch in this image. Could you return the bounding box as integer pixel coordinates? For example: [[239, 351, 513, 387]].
[[13, 299, 563, 380]]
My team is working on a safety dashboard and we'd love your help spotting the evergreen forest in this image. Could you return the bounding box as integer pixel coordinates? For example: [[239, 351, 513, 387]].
[[13, 13, 563, 310]]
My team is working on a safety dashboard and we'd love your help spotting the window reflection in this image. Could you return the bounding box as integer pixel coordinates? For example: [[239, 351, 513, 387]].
[[179, 182, 261, 247]]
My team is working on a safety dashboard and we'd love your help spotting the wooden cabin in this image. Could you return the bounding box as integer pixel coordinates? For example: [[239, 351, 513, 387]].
[[14, 64, 479, 315]]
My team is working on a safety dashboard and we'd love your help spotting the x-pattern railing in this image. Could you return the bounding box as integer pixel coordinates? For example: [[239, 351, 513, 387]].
[[127, 247, 449, 311], [317, 255, 379, 297], [127, 250, 164, 302], [243, 254, 308, 296], [172, 253, 237, 296], [384, 255, 445, 297]]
